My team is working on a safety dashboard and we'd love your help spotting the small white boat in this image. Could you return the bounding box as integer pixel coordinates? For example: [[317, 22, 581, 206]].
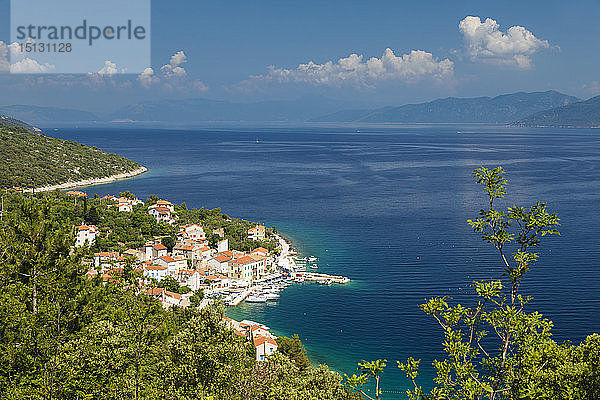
[[295, 257, 308, 262], [246, 294, 267, 303], [308, 256, 318, 262], [317, 279, 332, 285], [264, 292, 280, 300], [310, 264, 318, 269]]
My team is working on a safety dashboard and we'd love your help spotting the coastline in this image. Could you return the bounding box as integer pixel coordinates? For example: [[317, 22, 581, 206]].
[[27, 166, 148, 193]]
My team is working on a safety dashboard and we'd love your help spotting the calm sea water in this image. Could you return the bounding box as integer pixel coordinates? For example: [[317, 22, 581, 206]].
[[52, 125, 600, 397]]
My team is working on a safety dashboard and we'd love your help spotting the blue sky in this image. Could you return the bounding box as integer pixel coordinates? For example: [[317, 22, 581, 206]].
[[1, 0, 599, 110]]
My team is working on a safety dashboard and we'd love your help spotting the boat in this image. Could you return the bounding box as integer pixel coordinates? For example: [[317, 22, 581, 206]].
[[310, 264, 318, 269], [295, 257, 308, 262], [308, 256, 318, 262], [245, 294, 268, 303], [264, 292, 280, 300], [317, 279, 332, 285]]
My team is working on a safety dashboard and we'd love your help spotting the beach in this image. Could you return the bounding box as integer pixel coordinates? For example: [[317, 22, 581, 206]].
[[27, 166, 148, 193]]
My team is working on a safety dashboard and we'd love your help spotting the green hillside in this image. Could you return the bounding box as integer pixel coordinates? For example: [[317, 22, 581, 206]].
[[0, 125, 143, 189]]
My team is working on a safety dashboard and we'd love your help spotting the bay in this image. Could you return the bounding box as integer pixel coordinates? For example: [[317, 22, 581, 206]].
[[51, 125, 600, 396]]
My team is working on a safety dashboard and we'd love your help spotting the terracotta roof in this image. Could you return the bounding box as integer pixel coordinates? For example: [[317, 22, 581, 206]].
[[153, 243, 167, 250], [252, 247, 269, 254], [159, 255, 176, 263], [151, 207, 171, 213], [251, 325, 269, 331], [253, 335, 277, 347], [231, 255, 255, 265], [157, 200, 173, 205], [197, 246, 211, 252], [214, 254, 231, 263], [164, 290, 181, 300], [174, 244, 195, 251], [145, 265, 167, 270]]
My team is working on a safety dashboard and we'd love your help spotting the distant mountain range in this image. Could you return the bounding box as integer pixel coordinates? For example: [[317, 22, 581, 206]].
[[108, 96, 352, 123], [513, 95, 600, 127], [310, 91, 580, 123], [2, 90, 599, 127]]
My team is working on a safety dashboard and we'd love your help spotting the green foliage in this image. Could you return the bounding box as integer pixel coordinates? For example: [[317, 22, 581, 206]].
[[277, 334, 311, 371], [0, 126, 142, 189], [157, 276, 191, 294], [0, 197, 353, 399]]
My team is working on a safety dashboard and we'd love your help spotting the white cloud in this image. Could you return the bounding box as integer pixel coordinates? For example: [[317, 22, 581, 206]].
[[97, 60, 119, 76], [459, 16, 550, 69], [160, 50, 188, 78], [137, 67, 159, 87], [0, 40, 55, 74], [135, 50, 208, 92], [244, 48, 454, 89]]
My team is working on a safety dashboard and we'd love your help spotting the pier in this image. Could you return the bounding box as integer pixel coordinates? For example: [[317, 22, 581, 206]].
[[299, 272, 350, 284]]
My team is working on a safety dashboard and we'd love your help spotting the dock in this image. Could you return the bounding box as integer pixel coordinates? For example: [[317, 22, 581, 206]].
[[299, 272, 351, 284], [228, 288, 252, 306]]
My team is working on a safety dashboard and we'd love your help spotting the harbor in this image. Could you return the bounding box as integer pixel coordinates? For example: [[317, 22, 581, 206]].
[[205, 234, 350, 306]]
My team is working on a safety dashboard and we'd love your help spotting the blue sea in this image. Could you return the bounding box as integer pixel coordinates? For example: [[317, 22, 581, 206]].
[[52, 125, 600, 397]]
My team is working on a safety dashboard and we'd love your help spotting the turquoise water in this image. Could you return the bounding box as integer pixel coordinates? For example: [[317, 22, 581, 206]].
[[52, 125, 600, 396]]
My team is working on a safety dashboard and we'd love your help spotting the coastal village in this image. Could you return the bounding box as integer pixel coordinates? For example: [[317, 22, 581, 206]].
[[65, 189, 349, 362]]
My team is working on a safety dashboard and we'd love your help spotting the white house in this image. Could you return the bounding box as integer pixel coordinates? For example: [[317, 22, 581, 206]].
[[155, 255, 187, 275], [217, 239, 229, 253], [248, 225, 266, 241], [250, 247, 269, 257], [253, 335, 278, 362], [180, 224, 206, 241], [75, 225, 97, 247], [118, 202, 132, 212], [155, 200, 174, 212], [148, 206, 175, 224], [208, 251, 233, 275], [143, 264, 169, 281]]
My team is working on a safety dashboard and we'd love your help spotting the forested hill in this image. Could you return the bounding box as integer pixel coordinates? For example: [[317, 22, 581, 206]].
[[0, 125, 143, 189], [513, 94, 600, 127]]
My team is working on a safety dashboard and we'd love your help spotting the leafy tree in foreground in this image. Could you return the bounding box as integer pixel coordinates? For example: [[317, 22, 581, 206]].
[[348, 166, 599, 399]]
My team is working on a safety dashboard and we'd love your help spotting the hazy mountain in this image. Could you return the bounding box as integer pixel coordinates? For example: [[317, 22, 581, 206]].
[[513, 95, 600, 127], [0, 105, 99, 125], [311, 91, 580, 123], [110, 96, 353, 123]]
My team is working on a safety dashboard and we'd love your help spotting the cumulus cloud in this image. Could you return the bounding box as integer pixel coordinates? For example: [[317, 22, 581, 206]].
[[97, 60, 124, 76], [242, 48, 454, 89], [135, 50, 207, 92], [459, 16, 550, 69], [137, 67, 159, 87], [0, 40, 55, 74], [160, 50, 188, 78]]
